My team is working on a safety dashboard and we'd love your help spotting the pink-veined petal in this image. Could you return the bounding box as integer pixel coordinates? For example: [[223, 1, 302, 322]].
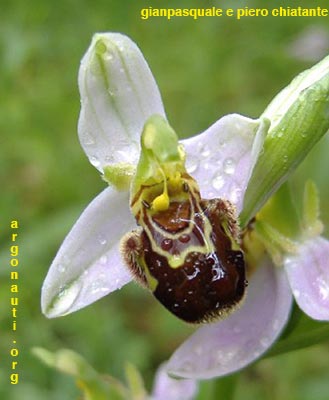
[[78, 33, 166, 172], [166, 260, 292, 380], [182, 114, 268, 213], [284, 236, 329, 320], [41, 187, 135, 318], [152, 363, 198, 400]]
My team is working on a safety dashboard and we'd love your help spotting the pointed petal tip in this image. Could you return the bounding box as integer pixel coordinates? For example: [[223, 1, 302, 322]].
[[152, 362, 198, 400], [166, 261, 293, 380], [41, 188, 134, 318]]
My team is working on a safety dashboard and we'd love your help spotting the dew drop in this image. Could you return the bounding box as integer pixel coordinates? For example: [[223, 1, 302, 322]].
[[186, 156, 199, 173], [98, 235, 107, 245], [89, 156, 101, 168], [104, 53, 113, 62], [223, 158, 236, 175], [201, 145, 210, 158], [212, 172, 225, 190], [51, 281, 81, 316], [276, 129, 284, 138], [100, 255, 108, 265], [57, 264, 66, 273], [230, 187, 242, 204], [90, 279, 109, 295]]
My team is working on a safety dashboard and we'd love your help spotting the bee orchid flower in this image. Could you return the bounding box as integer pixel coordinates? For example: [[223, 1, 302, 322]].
[[41, 33, 329, 381]]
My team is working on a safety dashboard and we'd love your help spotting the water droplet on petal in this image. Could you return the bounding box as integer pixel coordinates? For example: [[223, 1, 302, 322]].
[[277, 129, 284, 138], [230, 187, 242, 204], [223, 158, 236, 175], [90, 279, 110, 295], [317, 276, 329, 300], [89, 156, 101, 168], [57, 264, 66, 273], [212, 172, 225, 190], [186, 156, 199, 174], [52, 281, 81, 316], [100, 255, 108, 265], [98, 235, 107, 245], [201, 145, 210, 158], [104, 53, 113, 62]]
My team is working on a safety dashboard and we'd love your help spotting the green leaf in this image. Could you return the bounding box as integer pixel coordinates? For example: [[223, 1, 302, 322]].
[[241, 57, 329, 224]]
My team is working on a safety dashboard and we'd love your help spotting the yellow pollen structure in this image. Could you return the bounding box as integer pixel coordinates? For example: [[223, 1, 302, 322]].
[[152, 192, 170, 212]]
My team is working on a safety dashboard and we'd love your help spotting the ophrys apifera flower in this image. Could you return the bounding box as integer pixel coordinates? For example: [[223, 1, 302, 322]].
[[42, 33, 329, 380]]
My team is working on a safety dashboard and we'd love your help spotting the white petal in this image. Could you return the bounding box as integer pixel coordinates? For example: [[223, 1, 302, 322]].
[[78, 32, 166, 172], [166, 261, 292, 380], [182, 114, 268, 213], [151, 363, 198, 400], [284, 236, 329, 320], [41, 187, 135, 318]]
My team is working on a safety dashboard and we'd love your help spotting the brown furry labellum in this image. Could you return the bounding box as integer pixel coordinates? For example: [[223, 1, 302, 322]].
[[121, 175, 247, 324]]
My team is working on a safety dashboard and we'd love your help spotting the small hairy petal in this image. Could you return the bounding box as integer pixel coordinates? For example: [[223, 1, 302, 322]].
[[41, 188, 135, 318], [284, 236, 329, 320], [151, 363, 198, 400], [78, 32, 166, 172], [166, 260, 292, 379], [182, 114, 268, 214]]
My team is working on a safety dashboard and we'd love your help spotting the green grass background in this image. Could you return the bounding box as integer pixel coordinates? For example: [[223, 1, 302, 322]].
[[1, 0, 329, 398]]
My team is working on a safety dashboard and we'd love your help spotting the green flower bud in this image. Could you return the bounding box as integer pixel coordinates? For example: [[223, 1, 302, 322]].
[[241, 56, 329, 225]]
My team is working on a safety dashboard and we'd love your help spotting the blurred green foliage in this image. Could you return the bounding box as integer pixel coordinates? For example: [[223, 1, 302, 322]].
[[1, 0, 329, 398]]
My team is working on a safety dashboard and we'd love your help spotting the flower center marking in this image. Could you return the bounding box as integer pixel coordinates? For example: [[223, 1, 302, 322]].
[[121, 115, 247, 323]]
